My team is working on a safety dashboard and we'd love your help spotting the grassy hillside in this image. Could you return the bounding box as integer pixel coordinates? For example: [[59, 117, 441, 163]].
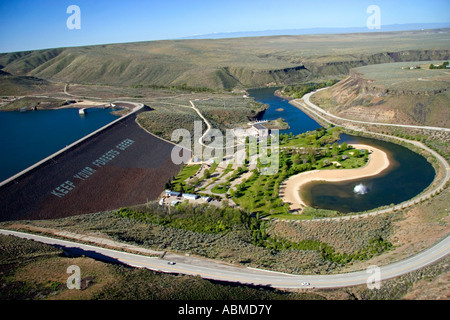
[[0, 72, 64, 97], [310, 61, 450, 128], [1, 30, 449, 90], [0, 96, 67, 111]]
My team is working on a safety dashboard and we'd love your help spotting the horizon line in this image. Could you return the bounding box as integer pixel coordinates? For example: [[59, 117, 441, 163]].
[[1, 22, 449, 54], [179, 22, 450, 39]]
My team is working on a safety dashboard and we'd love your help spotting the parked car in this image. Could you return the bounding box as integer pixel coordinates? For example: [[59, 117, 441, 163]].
[[301, 282, 310, 286]]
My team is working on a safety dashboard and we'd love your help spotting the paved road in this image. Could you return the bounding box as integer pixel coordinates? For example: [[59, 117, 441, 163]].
[[1, 229, 448, 289], [301, 88, 450, 132]]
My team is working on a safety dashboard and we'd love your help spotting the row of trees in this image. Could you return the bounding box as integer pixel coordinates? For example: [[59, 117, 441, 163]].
[[429, 61, 449, 69], [282, 80, 339, 99], [115, 202, 249, 234]]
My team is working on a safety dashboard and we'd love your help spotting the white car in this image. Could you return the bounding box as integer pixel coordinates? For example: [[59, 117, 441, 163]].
[[168, 261, 176, 265], [301, 282, 310, 286]]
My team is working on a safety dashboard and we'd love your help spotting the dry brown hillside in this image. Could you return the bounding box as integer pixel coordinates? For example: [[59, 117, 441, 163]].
[[311, 61, 450, 128], [1, 30, 449, 91]]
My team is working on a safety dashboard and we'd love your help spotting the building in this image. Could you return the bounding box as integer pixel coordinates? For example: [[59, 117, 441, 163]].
[[202, 196, 212, 202], [183, 193, 199, 200], [165, 190, 181, 197], [231, 122, 270, 144], [252, 123, 269, 137]]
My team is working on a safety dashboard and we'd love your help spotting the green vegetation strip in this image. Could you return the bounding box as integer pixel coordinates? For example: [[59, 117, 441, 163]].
[[165, 164, 201, 193], [282, 80, 339, 99], [114, 202, 393, 266], [116, 203, 248, 234]]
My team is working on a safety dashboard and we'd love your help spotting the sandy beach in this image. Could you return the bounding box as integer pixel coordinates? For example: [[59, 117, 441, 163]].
[[282, 144, 390, 211], [56, 100, 109, 109]]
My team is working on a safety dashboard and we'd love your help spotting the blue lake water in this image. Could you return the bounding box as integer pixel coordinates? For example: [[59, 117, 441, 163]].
[[248, 87, 435, 213], [303, 134, 435, 213], [0, 108, 119, 182], [248, 87, 321, 134]]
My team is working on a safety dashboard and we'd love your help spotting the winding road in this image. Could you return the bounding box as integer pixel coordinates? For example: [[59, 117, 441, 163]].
[[0, 228, 448, 289], [301, 88, 450, 132]]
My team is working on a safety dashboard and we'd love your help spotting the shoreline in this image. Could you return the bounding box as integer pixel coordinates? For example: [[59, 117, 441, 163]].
[[273, 89, 293, 100], [0, 102, 144, 187], [0, 102, 131, 115], [55, 101, 109, 109], [282, 143, 391, 211]]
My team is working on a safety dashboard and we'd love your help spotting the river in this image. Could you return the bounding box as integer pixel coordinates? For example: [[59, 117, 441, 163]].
[[248, 87, 435, 213]]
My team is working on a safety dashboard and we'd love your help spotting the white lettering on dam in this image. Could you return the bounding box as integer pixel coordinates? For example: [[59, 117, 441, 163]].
[[50, 139, 135, 198], [50, 180, 76, 198], [73, 166, 97, 181]]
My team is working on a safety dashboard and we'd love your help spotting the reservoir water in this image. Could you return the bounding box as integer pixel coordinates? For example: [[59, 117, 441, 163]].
[[248, 87, 436, 213], [0, 108, 119, 182], [248, 87, 321, 134]]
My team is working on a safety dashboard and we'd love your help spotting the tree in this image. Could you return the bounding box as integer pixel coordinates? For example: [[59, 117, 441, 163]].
[[331, 143, 339, 157], [164, 178, 173, 190], [179, 183, 185, 195], [190, 177, 200, 186], [203, 169, 211, 180]]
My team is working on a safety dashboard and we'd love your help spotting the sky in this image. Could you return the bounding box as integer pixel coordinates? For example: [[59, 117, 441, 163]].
[[0, 0, 449, 53]]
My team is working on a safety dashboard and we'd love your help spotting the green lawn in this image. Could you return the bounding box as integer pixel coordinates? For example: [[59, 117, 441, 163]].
[[211, 183, 229, 194], [218, 163, 234, 178], [170, 164, 201, 192]]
